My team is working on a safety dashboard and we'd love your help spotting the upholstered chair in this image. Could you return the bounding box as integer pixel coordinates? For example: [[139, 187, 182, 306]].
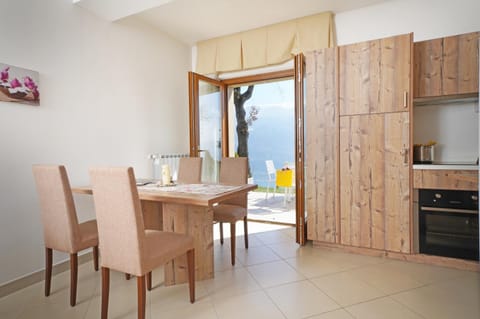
[[89, 167, 195, 319], [213, 157, 249, 265], [177, 157, 203, 184], [32, 165, 99, 307]]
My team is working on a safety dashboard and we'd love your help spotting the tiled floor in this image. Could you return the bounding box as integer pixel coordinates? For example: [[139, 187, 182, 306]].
[[248, 191, 295, 224], [1, 222, 479, 319]]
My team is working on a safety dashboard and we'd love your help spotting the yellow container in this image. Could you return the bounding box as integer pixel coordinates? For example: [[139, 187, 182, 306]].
[[276, 169, 293, 187]]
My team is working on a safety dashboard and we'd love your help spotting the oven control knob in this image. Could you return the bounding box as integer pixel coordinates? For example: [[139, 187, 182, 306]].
[[471, 195, 478, 201], [435, 193, 442, 199]]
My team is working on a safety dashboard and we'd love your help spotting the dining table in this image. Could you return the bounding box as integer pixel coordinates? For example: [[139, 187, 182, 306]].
[[72, 182, 257, 286]]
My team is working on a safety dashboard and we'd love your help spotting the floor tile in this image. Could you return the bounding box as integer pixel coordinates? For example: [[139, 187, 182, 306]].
[[311, 271, 385, 306], [346, 262, 424, 294], [0, 282, 44, 319], [308, 309, 355, 319], [266, 280, 340, 319], [345, 297, 424, 319], [235, 245, 281, 266], [268, 241, 314, 259], [247, 260, 305, 288], [200, 268, 261, 300], [17, 301, 91, 319], [213, 291, 285, 319], [392, 272, 480, 319], [152, 299, 218, 319], [381, 259, 469, 285], [255, 229, 293, 245], [285, 255, 344, 278]]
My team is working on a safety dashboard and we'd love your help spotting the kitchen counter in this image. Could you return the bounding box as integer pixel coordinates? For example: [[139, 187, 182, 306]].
[[413, 164, 479, 170]]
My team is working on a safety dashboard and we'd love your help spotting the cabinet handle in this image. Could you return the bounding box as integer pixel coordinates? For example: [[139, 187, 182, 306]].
[[403, 91, 408, 108], [401, 148, 409, 165]]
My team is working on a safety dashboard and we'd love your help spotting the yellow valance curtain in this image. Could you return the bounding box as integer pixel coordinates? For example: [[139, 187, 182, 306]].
[[196, 11, 335, 75]]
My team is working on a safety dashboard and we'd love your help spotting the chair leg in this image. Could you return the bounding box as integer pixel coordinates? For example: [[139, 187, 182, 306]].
[[93, 246, 99, 271], [146, 272, 152, 291], [45, 248, 52, 297], [101, 267, 110, 319], [243, 217, 249, 249], [219, 222, 224, 245], [230, 222, 236, 266], [137, 275, 146, 319], [125, 274, 131, 280], [70, 253, 78, 307], [187, 249, 195, 303]]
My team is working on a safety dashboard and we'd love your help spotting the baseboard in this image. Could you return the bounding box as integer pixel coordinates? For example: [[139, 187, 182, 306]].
[[312, 241, 480, 272], [0, 251, 93, 298]]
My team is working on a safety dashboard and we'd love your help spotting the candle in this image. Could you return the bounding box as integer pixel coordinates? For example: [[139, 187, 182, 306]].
[[161, 164, 171, 185]]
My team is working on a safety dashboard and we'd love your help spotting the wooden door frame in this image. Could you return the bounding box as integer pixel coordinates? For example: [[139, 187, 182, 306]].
[[188, 72, 228, 158], [294, 54, 306, 245]]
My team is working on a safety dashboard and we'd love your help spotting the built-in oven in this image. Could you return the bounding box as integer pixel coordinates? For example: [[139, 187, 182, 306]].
[[419, 189, 479, 261]]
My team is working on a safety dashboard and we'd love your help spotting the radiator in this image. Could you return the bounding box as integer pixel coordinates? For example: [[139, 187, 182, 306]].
[[148, 153, 189, 180]]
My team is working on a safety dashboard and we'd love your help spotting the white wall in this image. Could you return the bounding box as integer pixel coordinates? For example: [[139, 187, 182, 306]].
[[414, 102, 479, 163], [335, 0, 480, 45], [0, 0, 190, 285]]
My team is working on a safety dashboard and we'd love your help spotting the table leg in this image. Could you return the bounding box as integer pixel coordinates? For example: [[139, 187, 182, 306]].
[[163, 203, 214, 286]]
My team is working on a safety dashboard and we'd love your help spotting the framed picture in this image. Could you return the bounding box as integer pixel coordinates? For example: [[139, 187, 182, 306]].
[[0, 63, 40, 106]]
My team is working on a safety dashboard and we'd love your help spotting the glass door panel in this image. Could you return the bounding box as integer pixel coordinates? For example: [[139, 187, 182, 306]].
[[188, 72, 226, 183], [198, 80, 222, 183]]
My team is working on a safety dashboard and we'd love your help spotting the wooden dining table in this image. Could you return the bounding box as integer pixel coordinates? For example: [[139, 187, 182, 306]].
[[72, 182, 257, 286]]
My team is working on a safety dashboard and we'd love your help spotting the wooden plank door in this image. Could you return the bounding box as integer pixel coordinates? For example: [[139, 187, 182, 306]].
[[305, 48, 339, 243], [339, 34, 412, 115], [414, 32, 480, 98], [339, 112, 410, 252], [339, 114, 386, 249]]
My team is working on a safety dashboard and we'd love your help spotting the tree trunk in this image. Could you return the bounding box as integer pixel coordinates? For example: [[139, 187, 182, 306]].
[[234, 86, 254, 176]]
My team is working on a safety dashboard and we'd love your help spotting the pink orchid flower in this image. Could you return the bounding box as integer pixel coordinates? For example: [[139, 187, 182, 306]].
[[23, 76, 37, 91], [1, 67, 9, 82], [32, 88, 40, 100], [10, 78, 22, 88]]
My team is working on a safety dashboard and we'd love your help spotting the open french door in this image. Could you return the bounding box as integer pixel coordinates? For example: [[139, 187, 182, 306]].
[[188, 72, 227, 183], [188, 64, 306, 244]]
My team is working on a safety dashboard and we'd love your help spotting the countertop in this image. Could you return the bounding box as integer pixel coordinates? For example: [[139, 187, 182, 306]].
[[413, 164, 479, 170]]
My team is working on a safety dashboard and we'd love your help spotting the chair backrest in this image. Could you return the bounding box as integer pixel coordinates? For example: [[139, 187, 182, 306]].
[[89, 167, 145, 275], [32, 165, 80, 253], [265, 160, 276, 179], [219, 157, 248, 207], [177, 157, 203, 184]]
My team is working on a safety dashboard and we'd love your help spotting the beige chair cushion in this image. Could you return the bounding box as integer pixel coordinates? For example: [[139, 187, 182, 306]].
[[144, 230, 194, 270], [213, 204, 247, 223]]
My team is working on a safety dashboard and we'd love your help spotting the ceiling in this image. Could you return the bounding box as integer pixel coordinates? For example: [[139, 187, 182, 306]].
[[74, 0, 389, 45]]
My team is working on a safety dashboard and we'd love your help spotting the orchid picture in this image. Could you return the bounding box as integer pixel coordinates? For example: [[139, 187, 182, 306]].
[[0, 63, 40, 106]]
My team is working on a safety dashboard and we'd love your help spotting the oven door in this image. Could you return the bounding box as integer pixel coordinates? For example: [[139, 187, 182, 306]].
[[419, 208, 479, 260]]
